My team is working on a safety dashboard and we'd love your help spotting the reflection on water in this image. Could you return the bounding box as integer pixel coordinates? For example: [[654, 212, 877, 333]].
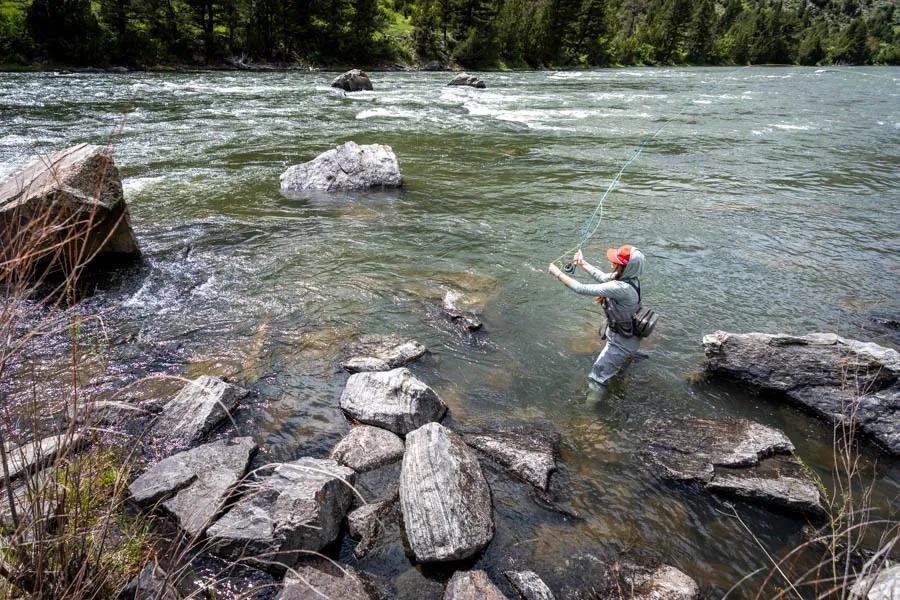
[[1, 67, 898, 596]]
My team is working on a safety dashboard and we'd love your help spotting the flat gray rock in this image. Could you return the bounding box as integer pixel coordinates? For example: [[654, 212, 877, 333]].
[[278, 556, 376, 600], [280, 141, 401, 193], [703, 331, 900, 453], [340, 367, 447, 435], [0, 471, 56, 529], [626, 564, 700, 600], [331, 425, 405, 472], [206, 457, 355, 573], [462, 424, 559, 490], [400, 423, 494, 562], [503, 571, 554, 600], [6, 433, 86, 481], [851, 564, 900, 600], [341, 334, 426, 373], [331, 68, 374, 92], [153, 375, 248, 449], [0, 143, 139, 277], [448, 73, 486, 89], [444, 570, 508, 600], [118, 563, 178, 600], [347, 494, 398, 559], [644, 418, 824, 517], [129, 437, 257, 538]]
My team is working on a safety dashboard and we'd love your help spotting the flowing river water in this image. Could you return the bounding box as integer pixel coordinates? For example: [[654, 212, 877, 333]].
[[1, 67, 899, 597]]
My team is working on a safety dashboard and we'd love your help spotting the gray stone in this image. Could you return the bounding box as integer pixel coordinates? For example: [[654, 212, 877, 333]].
[[503, 571, 554, 600], [70, 399, 161, 425], [6, 433, 87, 481], [0, 144, 139, 276], [341, 334, 426, 373], [206, 457, 355, 573], [331, 425, 405, 472], [422, 61, 449, 71], [461, 424, 558, 490], [400, 423, 494, 562], [331, 69, 374, 92], [340, 367, 447, 435], [851, 564, 900, 600], [278, 556, 376, 600], [153, 375, 248, 448], [443, 290, 483, 331], [347, 494, 398, 559], [0, 471, 56, 529], [644, 418, 824, 517], [129, 437, 257, 538], [280, 141, 401, 193], [624, 564, 700, 600], [448, 73, 486, 89], [118, 564, 178, 600], [444, 570, 509, 600], [703, 331, 900, 454]]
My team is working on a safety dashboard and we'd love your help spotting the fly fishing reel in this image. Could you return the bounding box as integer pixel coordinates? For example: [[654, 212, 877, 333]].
[[562, 261, 576, 274]]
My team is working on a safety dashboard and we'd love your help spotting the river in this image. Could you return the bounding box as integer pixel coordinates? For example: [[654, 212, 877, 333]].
[[1, 67, 898, 597]]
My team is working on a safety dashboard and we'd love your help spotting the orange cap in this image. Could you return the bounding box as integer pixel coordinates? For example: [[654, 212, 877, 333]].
[[606, 244, 633, 265]]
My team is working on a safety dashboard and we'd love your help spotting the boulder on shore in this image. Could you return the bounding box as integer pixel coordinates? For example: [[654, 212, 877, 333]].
[[703, 331, 900, 454], [448, 73, 486, 89], [340, 334, 426, 373], [278, 556, 378, 600], [460, 421, 559, 491], [128, 437, 257, 538], [644, 418, 825, 517], [444, 570, 509, 600], [279, 141, 402, 193], [331, 425, 405, 472], [347, 493, 399, 559], [0, 143, 139, 277], [331, 69, 374, 92], [5, 433, 87, 481], [340, 367, 447, 435], [205, 457, 355, 573], [152, 375, 248, 449], [400, 422, 494, 562]]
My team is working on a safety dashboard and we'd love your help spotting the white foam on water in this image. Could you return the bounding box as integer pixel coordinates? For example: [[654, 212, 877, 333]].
[[772, 123, 813, 131], [123, 176, 166, 195], [691, 99, 712, 105], [356, 107, 418, 120], [0, 134, 33, 146]]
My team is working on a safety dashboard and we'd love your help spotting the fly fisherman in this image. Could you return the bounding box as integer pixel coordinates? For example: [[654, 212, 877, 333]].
[[548, 244, 646, 385]]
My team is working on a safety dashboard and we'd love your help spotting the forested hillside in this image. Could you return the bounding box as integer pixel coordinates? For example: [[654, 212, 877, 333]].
[[0, 0, 897, 68]]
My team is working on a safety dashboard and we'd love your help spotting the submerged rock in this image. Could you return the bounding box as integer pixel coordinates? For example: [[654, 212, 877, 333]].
[[331, 69, 374, 92], [448, 73, 486, 89], [340, 367, 447, 435], [206, 457, 355, 573], [278, 556, 377, 600], [347, 493, 399, 559], [400, 423, 494, 562], [152, 375, 248, 448], [703, 331, 900, 454], [129, 437, 257, 538], [625, 564, 700, 600], [503, 571, 554, 600], [280, 141, 401, 193], [460, 422, 559, 490], [341, 334, 427, 373], [444, 290, 484, 331], [644, 418, 825, 517], [0, 143, 139, 277], [444, 570, 509, 600], [331, 425, 405, 472]]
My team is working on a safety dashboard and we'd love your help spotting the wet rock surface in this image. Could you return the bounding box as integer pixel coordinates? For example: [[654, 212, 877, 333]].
[[280, 141, 401, 193], [152, 375, 248, 449], [340, 334, 427, 373], [851, 563, 900, 600], [331, 68, 374, 92], [206, 457, 355, 573], [459, 421, 559, 490], [448, 73, 487, 89], [347, 493, 399, 559], [340, 367, 447, 435], [400, 422, 494, 562], [503, 570, 554, 600], [703, 331, 900, 453], [0, 143, 139, 276], [444, 570, 509, 600], [331, 424, 405, 472], [118, 564, 178, 600], [644, 418, 824, 517], [278, 556, 378, 600], [129, 437, 257, 538]]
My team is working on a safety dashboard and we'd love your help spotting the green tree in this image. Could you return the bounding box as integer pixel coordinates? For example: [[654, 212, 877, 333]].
[[797, 24, 825, 65], [686, 0, 715, 63], [27, 0, 105, 63], [831, 16, 870, 64]]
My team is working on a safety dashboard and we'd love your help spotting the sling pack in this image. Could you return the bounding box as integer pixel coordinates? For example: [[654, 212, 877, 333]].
[[600, 278, 658, 339]]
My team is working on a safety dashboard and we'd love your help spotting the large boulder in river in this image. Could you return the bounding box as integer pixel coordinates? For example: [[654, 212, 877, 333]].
[[460, 421, 559, 491], [331, 69, 374, 92], [340, 367, 447, 435], [0, 143, 139, 277], [340, 334, 426, 373], [703, 331, 900, 454], [129, 437, 257, 538], [152, 375, 248, 449], [400, 422, 494, 562], [206, 457, 355, 573], [644, 418, 825, 517], [279, 141, 401, 193], [448, 73, 486, 89], [331, 424, 404, 472]]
